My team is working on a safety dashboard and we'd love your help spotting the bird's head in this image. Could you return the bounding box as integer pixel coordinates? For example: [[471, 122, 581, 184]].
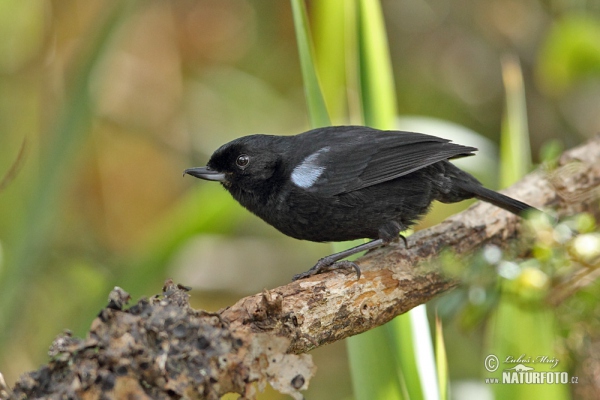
[[184, 135, 284, 195]]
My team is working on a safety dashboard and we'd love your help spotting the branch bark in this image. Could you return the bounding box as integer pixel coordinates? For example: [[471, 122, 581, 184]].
[[6, 136, 600, 399]]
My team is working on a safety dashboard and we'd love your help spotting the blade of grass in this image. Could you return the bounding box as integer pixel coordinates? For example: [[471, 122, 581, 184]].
[[291, 2, 407, 397], [290, 0, 330, 128], [387, 305, 445, 400], [313, 0, 347, 123], [292, 2, 440, 398], [350, 2, 441, 400], [348, 326, 406, 400], [499, 54, 532, 188], [435, 315, 449, 400], [0, 138, 27, 193], [356, 0, 396, 129], [347, 2, 405, 398], [343, 2, 362, 125]]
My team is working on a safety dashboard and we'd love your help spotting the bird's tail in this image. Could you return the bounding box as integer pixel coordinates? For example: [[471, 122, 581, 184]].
[[457, 182, 538, 216]]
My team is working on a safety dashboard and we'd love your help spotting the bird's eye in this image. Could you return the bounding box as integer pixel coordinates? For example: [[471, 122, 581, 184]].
[[236, 154, 250, 169]]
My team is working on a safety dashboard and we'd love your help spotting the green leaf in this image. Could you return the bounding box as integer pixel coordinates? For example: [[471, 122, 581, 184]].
[[313, 0, 348, 123], [435, 315, 449, 400], [499, 54, 532, 188], [387, 306, 442, 400], [348, 2, 442, 400], [356, 0, 397, 129], [292, 2, 442, 399], [290, 0, 330, 128], [347, 326, 405, 400]]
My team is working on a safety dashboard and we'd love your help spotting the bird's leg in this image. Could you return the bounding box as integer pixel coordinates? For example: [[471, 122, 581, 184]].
[[292, 239, 386, 281]]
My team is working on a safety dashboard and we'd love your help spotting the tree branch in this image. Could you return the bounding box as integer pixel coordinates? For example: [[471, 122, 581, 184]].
[[6, 136, 600, 399]]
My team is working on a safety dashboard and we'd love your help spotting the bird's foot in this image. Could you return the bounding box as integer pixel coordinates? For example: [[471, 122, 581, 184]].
[[292, 259, 361, 281]]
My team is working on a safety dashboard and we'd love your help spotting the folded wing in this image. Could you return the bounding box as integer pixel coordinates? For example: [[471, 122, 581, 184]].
[[302, 129, 477, 196]]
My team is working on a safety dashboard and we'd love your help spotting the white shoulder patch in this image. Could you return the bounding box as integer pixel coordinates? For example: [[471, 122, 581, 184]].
[[291, 146, 331, 189]]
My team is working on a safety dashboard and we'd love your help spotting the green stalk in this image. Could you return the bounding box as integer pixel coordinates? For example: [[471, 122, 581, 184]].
[[435, 316, 449, 400], [313, 0, 347, 123], [290, 0, 331, 128], [356, 0, 397, 128], [499, 54, 532, 187], [350, 2, 440, 400], [292, 2, 439, 398]]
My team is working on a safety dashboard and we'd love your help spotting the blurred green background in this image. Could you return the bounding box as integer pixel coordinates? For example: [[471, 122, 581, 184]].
[[1, 0, 599, 399]]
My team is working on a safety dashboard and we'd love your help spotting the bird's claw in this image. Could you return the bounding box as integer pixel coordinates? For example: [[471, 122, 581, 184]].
[[399, 234, 408, 248], [292, 259, 361, 281], [336, 260, 362, 280]]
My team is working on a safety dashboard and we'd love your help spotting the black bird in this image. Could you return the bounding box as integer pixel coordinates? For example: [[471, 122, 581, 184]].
[[184, 126, 537, 281]]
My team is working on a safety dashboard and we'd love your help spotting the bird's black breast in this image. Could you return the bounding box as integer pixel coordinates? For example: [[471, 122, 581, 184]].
[[244, 165, 449, 242]]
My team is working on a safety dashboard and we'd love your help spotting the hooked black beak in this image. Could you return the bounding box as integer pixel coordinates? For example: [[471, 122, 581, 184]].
[[183, 167, 226, 182]]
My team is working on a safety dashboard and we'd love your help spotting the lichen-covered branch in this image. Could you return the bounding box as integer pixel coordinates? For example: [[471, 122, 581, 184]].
[[7, 283, 315, 400], [6, 136, 600, 399]]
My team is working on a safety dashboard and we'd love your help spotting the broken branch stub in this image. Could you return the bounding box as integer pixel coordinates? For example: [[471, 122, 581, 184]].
[[8, 282, 315, 400]]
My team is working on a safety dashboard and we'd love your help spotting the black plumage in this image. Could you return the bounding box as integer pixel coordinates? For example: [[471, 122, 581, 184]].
[[184, 126, 537, 280]]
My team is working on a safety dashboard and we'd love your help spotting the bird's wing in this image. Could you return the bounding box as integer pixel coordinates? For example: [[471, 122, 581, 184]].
[[300, 131, 477, 196]]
